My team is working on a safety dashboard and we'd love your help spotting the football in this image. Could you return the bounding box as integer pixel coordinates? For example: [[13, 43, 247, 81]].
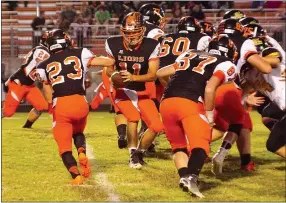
[[111, 72, 128, 88]]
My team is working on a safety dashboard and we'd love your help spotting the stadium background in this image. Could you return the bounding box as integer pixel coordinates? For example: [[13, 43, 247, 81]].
[[1, 0, 286, 110]]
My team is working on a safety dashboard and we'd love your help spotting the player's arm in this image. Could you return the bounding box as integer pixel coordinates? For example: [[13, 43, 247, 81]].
[[88, 56, 115, 68], [205, 61, 238, 124], [42, 82, 53, 104], [242, 39, 272, 73], [156, 63, 176, 87]]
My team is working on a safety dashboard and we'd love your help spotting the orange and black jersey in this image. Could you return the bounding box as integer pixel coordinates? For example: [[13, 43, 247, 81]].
[[162, 50, 238, 102], [159, 31, 211, 69], [10, 46, 50, 86], [105, 36, 160, 91], [36, 48, 94, 98]]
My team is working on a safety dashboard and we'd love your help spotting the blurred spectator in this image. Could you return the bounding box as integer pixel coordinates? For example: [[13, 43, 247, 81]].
[[5, 1, 18, 11], [251, 1, 264, 9], [70, 15, 90, 47], [46, 17, 55, 31], [189, 4, 205, 21], [95, 5, 111, 35], [169, 7, 183, 24], [58, 19, 71, 32], [60, 5, 77, 25], [24, 1, 28, 7], [31, 11, 46, 47], [264, 1, 282, 9]]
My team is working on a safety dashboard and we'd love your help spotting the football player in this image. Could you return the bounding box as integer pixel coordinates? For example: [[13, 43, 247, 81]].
[[239, 17, 259, 26], [138, 3, 166, 139], [105, 12, 164, 169], [90, 69, 128, 149], [159, 16, 211, 87], [157, 35, 238, 198], [241, 38, 285, 158], [2, 32, 51, 127], [36, 29, 114, 185], [200, 21, 216, 37], [211, 18, 272, 174]]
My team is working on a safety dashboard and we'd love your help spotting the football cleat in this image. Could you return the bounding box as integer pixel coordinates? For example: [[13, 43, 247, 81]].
[[78, 152, 91, 178], [137, 151, 147, 165], [71, 175, 84, 185], [241, 161, 256, 172], [179, 174, 204, 198], [129, 151, 142, 169], [211, 147, 229, 175]]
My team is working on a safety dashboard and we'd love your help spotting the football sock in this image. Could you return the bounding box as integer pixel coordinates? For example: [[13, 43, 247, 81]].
[[117, 124, 127, 138], [73, 133, 86, 155], [188, 148, 207, 176], [240, 153, 251, 166], [221, 140, 232, 150], [62, 151, 80, 178], [178, 167, 190, 178], [23, 120, 34, 128]]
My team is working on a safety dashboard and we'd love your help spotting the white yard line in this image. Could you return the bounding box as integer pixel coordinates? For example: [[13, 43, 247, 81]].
[[86, 143, 120, 202]]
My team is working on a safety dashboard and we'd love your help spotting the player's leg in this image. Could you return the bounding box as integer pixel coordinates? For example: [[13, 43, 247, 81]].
[[114, 111, 128, 149], [23, 108, 42, 128], [180, 100, 210, 198], [116, 99, 141, 168], [266, 115, 286, 158], [53, 118, 83, 184], [236, 112, 255, 171], [2, 81, 26, 118], [137, 97, 164, 163], [24, 86, 49, 127], [160, 98, 202, 195], [212, 110, 229, 142], [73, 116, 91, 178]]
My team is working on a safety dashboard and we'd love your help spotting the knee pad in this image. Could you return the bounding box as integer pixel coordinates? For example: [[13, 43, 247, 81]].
[[228, 124, 243, 136], [173, 148, 188, 155]]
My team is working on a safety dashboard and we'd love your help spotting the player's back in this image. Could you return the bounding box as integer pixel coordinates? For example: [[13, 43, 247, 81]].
[[38, 48, 89, 98], [10, 45, 49, 86], [159, 32, 210, 69], [163, 49, 233, 102]]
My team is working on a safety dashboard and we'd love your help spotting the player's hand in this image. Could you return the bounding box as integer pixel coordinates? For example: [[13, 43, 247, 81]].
[[120, 70, 134, 82], [246, 92, 265, 106]]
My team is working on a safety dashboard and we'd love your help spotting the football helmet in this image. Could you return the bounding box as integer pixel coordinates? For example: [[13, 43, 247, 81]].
[[200, 21, 216, 37], [243, 24, 267, 39], [177, 16, 202, 33], [120, 12, 146, 50], [39, 31, 49, 47], [139, 3, 166, 29], [217, 19, 244, 36], [251, 37, 270, 53], [223, 9, 246, 20], [208, 35, 238, 62], [46, 29, 72, 53], [239, 17, 259, 26]]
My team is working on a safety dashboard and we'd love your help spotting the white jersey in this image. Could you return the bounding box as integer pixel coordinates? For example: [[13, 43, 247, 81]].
[[263, 65, 286, 111]]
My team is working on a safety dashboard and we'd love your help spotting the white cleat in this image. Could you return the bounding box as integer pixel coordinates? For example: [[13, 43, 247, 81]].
[[129, 151, 142, 169], [212, 147, 229, 175], [179, 175, 204, 198]]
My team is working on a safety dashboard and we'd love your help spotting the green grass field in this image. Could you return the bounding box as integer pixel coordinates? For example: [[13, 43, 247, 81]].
[[2, 111, 285, 202]]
